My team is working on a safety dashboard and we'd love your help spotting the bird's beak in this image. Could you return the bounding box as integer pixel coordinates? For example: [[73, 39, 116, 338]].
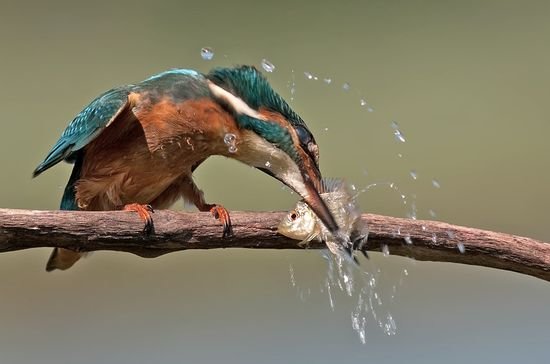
[[254, 145, 339, 234], [234, 129, 339, 234], [296, 161, 340, 233]]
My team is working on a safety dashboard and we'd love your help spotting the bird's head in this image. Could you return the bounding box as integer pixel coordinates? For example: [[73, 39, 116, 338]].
[[206, 65, 339, 233]]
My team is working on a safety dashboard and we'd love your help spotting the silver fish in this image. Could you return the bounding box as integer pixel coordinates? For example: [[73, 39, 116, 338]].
[[278, 179, 367, 260]]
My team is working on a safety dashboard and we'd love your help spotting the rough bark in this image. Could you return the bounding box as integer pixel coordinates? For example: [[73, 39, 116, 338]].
[[0, 208, 548, 281]]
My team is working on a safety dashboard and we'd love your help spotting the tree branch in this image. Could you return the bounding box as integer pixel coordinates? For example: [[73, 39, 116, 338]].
[[1, 208, 548, 281]]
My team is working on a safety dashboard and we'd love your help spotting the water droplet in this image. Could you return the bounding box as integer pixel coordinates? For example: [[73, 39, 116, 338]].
[[326, 280, 335, 311], [260, 58, 275, 72], [228, 145, 237, 153], [404, 235, 412, 245], [223, 133, 236, 145], [200, 47, 214, 60], [369, 276, 376, 288], [342, 82, 351, 91], [403, 269, 409, 276], [304, 71, 314, 80], [360, 99, 367, 106], [421, 225, 427, 231], [288, 264, 296, 287], [429, 209, 437, 218], [446, 230, 455, 239], [393, 129, 406, 143], [324, 127, 329, 131], [431, 233, 437, 243], [381, 244, 390, 256], [264, 161, 271, 168], [367, 106, 374, 112], [391, 120, 399, 129], [457, 242, 465, 253], [432, 179, 441, 188], [397, 153, 403, 158], [323, 77, 332, 84], [410, 170, 418, 180]]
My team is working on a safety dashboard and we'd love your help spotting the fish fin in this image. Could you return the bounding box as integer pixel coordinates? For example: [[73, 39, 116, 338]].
[[320, 178, 346, 194]]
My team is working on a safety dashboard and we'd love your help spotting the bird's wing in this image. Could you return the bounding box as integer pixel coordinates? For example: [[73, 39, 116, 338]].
[[33, 87, 132, 177]]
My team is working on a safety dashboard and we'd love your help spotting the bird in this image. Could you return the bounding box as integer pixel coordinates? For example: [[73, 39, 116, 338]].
[[33, 65, 339, 271]]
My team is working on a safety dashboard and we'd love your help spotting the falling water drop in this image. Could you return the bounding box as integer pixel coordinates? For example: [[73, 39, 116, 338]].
[[261, 59, 275, 72], [288, 264, 296, 287], [381, 244, 390, 256], [200, 47, 214, 60], [360, 99, 367, 106], [304, 71, 314, 80], [323, 77, 332, 84], [428, 209, 437, 218], [457, 242, 466, 253], [410, 170, 418, 180], [432, 179, 441, 188], [342, 82, 351, 91], [265, 161, 271, 168], [393, 129, 406, 143]]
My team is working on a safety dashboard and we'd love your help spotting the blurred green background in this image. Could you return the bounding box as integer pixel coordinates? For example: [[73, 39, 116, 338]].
[[0, 0, 549, 363]]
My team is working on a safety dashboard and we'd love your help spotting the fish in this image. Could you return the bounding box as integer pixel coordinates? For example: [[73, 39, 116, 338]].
[[278, 179, 368, 261]]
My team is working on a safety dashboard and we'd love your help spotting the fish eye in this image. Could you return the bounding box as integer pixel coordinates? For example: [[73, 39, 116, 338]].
[[290, 211, 297, 220]]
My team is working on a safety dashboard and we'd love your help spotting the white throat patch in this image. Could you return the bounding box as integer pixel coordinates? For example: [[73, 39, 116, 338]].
[[207, 81, 266, 120]]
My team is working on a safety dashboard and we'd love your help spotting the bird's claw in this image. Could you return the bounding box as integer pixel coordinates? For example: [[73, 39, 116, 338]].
[[209, 205, 233, 238], [123, 203, 155, 235]]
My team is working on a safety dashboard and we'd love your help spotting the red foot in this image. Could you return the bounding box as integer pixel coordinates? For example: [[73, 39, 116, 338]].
[[123, 203, 155, 234], [208, 204, 233, 238]]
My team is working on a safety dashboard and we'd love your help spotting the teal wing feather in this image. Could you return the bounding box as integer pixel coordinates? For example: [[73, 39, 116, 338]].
[[33, 86, 131, 177]]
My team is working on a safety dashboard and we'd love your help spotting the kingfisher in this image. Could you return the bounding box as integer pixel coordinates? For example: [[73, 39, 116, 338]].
[[33, 65, 339, 271]]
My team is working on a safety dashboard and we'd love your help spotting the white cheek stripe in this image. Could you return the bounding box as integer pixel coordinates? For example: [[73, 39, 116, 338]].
[[207, 80, 267, 120]]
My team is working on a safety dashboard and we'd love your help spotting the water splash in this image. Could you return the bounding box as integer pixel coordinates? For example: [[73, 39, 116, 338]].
[[200, 47, 214, 60], [261, 58, 275, 72], [223, 133, 238, 153], [289, 264, 296, 287]]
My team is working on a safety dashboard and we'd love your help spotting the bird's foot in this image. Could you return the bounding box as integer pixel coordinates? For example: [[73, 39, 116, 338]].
[[207, 204, 233, 238], [123, 203, 155, 234]]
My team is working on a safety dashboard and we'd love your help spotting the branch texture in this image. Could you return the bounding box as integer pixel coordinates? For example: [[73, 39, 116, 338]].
[[0, 208, 548, 281]]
